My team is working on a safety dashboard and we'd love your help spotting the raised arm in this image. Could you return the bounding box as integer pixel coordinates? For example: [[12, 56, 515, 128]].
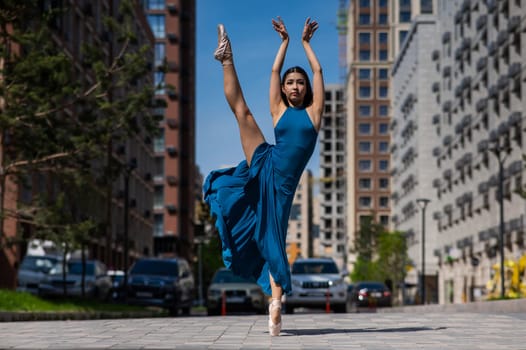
[[270, 17, 289, 120], [302, 18, 324, 130]]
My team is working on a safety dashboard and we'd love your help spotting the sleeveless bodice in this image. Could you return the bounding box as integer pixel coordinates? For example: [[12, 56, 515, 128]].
[[273, 107, 318, 181]]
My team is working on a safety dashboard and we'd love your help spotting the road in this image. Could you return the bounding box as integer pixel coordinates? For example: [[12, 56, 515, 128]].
[[0, 310, 525, 349]]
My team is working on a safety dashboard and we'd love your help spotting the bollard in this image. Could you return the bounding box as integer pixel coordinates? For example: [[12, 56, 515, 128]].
[[325, 289, 331, 313], [221, 290, 227, 316]]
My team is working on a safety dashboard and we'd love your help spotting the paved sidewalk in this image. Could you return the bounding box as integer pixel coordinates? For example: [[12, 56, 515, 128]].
[[0, 312, 525, 349]]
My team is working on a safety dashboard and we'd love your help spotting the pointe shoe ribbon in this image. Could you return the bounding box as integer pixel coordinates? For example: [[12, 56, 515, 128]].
[[214, 24, 233, 64], [268, 298, 282, 336]]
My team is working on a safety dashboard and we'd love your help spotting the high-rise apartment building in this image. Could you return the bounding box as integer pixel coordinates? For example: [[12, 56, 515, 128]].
[[391, 14, 439, 304], [0, 1, 157, 288], [287, 170, 314, 263], [144, 0, 196, 262], [345, 0, 432, 273], [392, 0, 526, 304], [319, 84, 347, 269]]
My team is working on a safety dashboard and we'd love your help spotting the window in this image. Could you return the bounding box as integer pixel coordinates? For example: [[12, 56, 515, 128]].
[[379, 215, 389, 226], [359, 50, 371, 61], [359, 86, 372, 98], [379, 141, 389, 152], [358, 123, 372, 135], [379, 196, 389, 208], [359, 32, 371, 45], [154, 71, 165, 94], [379, 104, 389, 116], [421, 0, 433, 14], [360, 0, 370, 7], [154, 129, 165, 152], [378, 123, 389, 135], [144, 0, 165, 10], [154, 214, 164, 236], [359, 68, 371, 80], [400, 11, 411, 23], [379, 178, 389, 189], [399, 30, 408, 47], [325, 91, 332, 100], [359, 178, 372, 189], [359, 141, 372, 153], [378, 32, 388, 44], [378, 68, 389, 80], [379, 159, 389, 171], [359, 160, 372, 171], [378, 13, 388, 24], [379, 0, 388, 7], [359, 105, 372, 117], [155, 43, 165, 66], [359, 14, 371, 25], [359, 196, 372, 208], [147, 14, 165, 38], [154, 187, 164, 209], [379, 49, 388, 61], [379, 86, 389, 98]]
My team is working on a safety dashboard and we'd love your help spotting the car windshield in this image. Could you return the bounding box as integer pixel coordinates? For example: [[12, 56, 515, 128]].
[[292, 261, 339, 274], [67, 262, 95, 275], [357, 282, 386, 290], [130, 260, 178, 277], [212, 270, 255, 284], [20, 256, 60, 273]]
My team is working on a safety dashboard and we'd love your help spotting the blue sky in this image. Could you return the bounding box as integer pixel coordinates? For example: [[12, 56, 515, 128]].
[[196, 0, 342, 178]]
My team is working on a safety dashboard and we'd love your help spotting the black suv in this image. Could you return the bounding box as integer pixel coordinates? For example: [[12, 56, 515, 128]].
[[126, 258, 195, 316]]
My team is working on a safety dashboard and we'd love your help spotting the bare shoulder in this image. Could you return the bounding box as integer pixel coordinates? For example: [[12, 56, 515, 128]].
[[305, 105, 321, 132], [272, 103, 288, 127]]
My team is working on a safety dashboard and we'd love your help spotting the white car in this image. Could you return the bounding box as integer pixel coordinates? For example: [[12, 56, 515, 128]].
[[285, 258, 349, 314]]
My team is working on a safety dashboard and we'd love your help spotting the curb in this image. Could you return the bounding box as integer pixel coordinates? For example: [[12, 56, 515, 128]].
[[377, 298, 526, 313], [0, 310, 165, 322]]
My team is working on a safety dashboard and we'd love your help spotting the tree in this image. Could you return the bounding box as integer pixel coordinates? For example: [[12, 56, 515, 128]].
[[350, 215, 408, 304], [376, 231, 408, 303], [0, 0, 158, 288]]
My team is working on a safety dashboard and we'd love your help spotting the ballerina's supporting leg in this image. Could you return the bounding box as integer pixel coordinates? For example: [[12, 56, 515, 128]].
[[215, 24, 264, 166], [268, 273, 282, 336]]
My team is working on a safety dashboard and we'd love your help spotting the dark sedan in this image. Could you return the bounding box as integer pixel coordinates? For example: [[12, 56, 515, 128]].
[[348, 281, 392, 310]]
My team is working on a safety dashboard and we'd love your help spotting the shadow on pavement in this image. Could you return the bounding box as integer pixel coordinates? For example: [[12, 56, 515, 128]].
[[282, 326, 447, 336]]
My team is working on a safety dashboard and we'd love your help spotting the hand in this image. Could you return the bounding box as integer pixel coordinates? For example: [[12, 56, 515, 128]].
[[302, 17, 319, 43], [272, 16, 289, 41]]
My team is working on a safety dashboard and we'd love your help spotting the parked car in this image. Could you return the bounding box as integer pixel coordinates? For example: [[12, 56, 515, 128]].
[[126, 258, 195, 316], [206, 268, 266, 316], [16, 254, 62, 294], [286, 257, 348, 314], [38, 259, 112, 300], [348, 281, 392, 310]]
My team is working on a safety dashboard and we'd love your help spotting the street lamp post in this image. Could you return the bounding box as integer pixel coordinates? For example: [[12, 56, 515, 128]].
[[416, 198, 430, 304], [490, 146, 508, 299]]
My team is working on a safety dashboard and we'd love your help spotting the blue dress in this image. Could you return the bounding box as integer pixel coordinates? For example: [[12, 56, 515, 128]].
[[203, 107, 318, 295]]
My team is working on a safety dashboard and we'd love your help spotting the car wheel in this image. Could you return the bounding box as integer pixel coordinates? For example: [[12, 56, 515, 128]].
[[181, 306, 191, 316], [169, 307, 179, 316], [334, 304, 347, 313], [207, 307, 220, 316]]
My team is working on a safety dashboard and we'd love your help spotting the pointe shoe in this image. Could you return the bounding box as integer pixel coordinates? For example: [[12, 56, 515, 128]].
[[268, 298, 282, 336], [214, 24, 233, 64]]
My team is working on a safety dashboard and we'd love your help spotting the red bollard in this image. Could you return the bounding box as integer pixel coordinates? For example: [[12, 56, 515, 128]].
[[221, 290, 227, 316], [325, 289, 331, 313]]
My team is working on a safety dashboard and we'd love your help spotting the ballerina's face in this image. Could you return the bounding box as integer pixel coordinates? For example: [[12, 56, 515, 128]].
[[282, 72, 307, 107]]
